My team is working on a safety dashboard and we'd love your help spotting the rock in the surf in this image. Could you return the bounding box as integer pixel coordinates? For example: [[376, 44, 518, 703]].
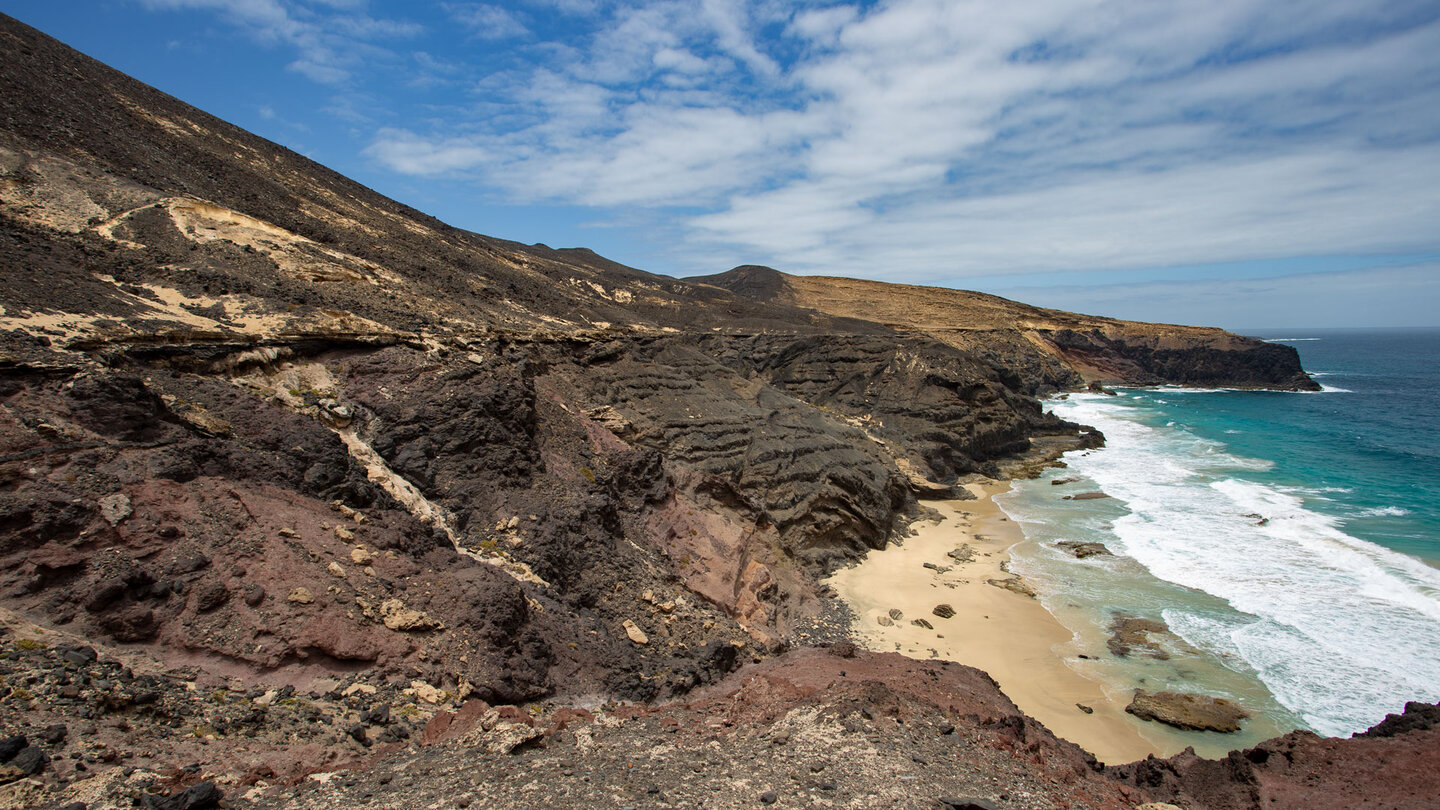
[[1057, 541, 1112, 558], [1125, 690, 1250, 732], [986, 575, 1035, 598], [1107, 615, 1176, 659]]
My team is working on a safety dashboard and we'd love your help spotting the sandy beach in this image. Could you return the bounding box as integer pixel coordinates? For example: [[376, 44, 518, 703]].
[[825, 481, 1166, 765]]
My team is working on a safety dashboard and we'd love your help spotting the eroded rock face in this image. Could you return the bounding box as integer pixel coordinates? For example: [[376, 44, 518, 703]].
[[693, 266, 1319, 392], [1041, 327, 1320, 391]]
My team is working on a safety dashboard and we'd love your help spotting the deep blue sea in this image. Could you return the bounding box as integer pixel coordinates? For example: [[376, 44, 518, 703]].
[[997, 328, 1440, 747]]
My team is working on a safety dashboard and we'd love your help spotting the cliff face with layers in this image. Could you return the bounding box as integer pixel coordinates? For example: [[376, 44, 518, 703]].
[[0, 14, 1422, 810], [692, 266, 1319, 392]]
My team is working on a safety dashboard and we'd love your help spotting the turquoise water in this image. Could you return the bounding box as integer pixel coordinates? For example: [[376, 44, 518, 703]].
[[998, 328, 1440, 743]]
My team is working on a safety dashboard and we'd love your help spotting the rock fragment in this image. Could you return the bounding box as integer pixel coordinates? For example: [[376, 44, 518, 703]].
[[11, 746, 47, 775], [932, 604, 955, 619], [193, 581, 229, 612], [287, 587, 315, 604], [99, 492, 132, 526], [622, 619, 649, 645], [410, 681, 446, 704], [379, 599, 443, 632]]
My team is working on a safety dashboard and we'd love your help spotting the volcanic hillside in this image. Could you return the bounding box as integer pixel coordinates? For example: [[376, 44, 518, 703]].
[[2, 13, 1426, 810]]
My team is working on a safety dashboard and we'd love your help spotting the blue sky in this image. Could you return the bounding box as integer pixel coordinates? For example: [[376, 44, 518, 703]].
[[5, 1, 1439, 329]]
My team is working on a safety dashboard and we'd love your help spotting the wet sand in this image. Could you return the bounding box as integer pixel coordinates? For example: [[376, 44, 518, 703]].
[[825, 481, 1165, 765]]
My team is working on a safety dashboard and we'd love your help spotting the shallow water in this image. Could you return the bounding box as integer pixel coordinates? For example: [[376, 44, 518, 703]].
[[997, 329, 1440, 741]]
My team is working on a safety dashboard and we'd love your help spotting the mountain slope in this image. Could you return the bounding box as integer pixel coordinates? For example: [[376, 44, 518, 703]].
[[2, 14, 1418, 810]]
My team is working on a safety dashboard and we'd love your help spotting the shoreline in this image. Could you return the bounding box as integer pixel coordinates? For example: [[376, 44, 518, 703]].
[[825, 481, 1165, 765]]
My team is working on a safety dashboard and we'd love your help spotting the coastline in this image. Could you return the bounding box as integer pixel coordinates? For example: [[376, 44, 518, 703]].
[[825, 481, 1164, 765]]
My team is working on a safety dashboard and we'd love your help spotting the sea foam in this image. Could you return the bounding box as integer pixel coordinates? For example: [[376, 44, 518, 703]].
[[1047, 394, 1440, 737]]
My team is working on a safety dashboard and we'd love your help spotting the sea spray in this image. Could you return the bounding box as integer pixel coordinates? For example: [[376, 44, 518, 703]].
[[1004, 390, 1440, 738]]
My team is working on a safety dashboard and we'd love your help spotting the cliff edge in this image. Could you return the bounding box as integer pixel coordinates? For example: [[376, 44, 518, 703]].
[[692, 266, 1319, 392]]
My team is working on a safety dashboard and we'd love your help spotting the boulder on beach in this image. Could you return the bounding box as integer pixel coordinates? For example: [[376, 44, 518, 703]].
[[986, 575, 1035, 598], [1125, 690, 1250, 732], [946, 545, 975, 563], [932, 604, 955, 619]]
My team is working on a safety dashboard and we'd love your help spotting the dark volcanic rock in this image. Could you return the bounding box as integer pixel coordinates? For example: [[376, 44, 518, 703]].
[[1113, 701, 1440, 810], [140, 780, 223, 810], [1357, 701, 1440, 738], [0, 736, 25, 762], [1058, 540, 1112, 558]]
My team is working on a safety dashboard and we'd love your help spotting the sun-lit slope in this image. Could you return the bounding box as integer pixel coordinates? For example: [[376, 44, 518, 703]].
[[691, 265, 1318, 390]]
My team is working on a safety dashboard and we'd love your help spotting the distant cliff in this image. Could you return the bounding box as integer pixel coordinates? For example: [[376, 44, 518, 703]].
[[691, 266, 1319, 392]]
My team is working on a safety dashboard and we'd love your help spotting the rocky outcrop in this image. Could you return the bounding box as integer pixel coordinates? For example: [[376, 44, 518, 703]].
[[1038, 327, 1319, 390], [1058, 540, 1113, 558], [1113, 701, 1440, 810], [1108, 615, 1179, 659], [1125, 690, 1251, 733]]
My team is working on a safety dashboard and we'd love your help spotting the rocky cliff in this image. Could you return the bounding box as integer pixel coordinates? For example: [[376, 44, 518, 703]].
[[0, 13, 1409, 810], [692, 266, 1319, 392]]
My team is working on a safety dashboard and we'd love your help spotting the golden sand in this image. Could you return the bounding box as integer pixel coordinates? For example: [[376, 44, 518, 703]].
[[825, 481, 1165, 765]]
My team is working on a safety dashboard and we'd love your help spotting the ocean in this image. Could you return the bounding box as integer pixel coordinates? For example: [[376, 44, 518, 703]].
[[996, 328, 1440, 748]]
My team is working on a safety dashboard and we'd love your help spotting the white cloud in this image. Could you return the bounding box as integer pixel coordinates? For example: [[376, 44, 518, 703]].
[[140, 0, 419, 85], [444, 3, 529, 39], [363, 128, 491, 176], [154, 0, 1440, 286]]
